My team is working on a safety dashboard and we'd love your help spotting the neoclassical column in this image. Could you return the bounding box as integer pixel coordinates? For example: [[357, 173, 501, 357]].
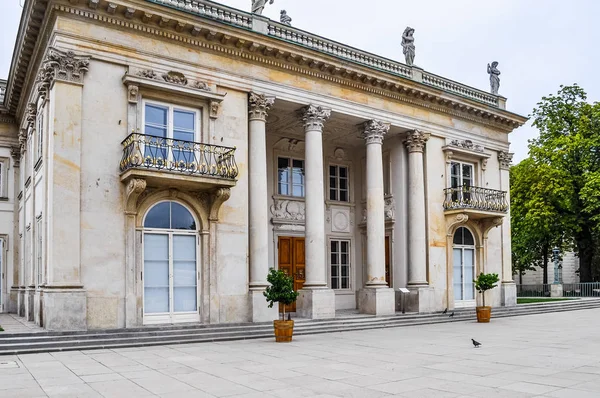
[[363, 120, 389, 287], [38, 47, 90, 330], [248, 93, 278, 322], [498, 151, 516, 306], [404, 130, 430, 287], [358, 120, 395, 315], [297, 104, 335, 319]]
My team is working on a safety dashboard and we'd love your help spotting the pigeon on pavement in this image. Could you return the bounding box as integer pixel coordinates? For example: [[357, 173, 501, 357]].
[[442, 308, 448, 314], [448, 312, 454, 317], [472, 339, 482, 348]]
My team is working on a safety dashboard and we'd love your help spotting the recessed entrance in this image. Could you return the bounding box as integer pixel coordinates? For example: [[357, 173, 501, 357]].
[[277, 236, 305, 313], [142, 201, 200, 324], [453, 227, 476, 308]]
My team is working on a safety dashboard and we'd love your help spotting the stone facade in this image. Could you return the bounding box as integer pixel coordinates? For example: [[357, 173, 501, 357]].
[[0, 0, 526, 330]]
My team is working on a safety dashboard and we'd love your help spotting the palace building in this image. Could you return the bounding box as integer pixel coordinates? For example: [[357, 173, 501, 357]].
[[0, 0, 526, 330]]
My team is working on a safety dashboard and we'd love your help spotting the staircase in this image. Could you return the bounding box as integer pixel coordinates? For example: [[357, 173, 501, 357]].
[[1, 299, 599, 355]]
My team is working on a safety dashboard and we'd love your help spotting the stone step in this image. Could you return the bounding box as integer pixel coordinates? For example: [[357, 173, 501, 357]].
[[1, 299, 599, 355]]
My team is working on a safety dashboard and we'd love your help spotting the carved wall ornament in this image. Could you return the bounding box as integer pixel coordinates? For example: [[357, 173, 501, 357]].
[[36, 48, 90, 95], [248, 92, 275, 121], [273, 137, 304, 153], [124, 178, 147, 215], [301, 104, 331, 130], [362, 119, 390, 145], [270, 198, 305, 221], [481, 158, 488, 171], [18, 129, 27, 154], [445, 150, 454, 164], [498, 151, 514, 170], [209, 100, 220, 119], [127, 84, 139, 104], [333, 147, 346, 160], [332, 209, 351, 233], [209, 188, 231, 221], [449, 139, 484, 153], [162, 71, 188, 86], [192, 80, 211, 91], [137, 69, 159, 80], [403, 129, 429, 153], [26, 103, 37, 125], [385, 197, 396, 220], [446, 213, 469, 236], [10, 146, 21, 167]]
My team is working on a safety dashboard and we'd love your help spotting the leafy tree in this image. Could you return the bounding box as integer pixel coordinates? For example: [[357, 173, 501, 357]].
[[510, 158, 565, 283], [474, 273, 499, 307], [263, 268, 299, 320], [529, 85, 600, 281]]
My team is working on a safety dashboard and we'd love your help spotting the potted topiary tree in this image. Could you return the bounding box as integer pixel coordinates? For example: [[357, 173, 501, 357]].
[[474, 272, 500, 323], [263, 268, 299, 342]]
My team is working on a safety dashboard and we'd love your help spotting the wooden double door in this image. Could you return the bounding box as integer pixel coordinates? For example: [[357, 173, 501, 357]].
[[278, 237, 305, 313]]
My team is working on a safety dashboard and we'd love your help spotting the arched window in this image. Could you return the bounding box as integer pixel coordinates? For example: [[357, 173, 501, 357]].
[[453, 227, 476, 305], [142, 201, 198, 324], [144, 201, 196, 230]]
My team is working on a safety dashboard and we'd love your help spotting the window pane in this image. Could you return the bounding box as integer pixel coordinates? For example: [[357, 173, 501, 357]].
[[173, 130, 194, 142], [464, 229, 475, 246], [145, 104, 168, 126], [292, 169, 304, 184], [171, 202, 196, 230], [330, 189, 337, 201], [453, 248, 463, 300], [340, 190, 348, 202], [144, 234, 169, 313], [278, 182, 289, 196], [173, 235, 197, 312], [145, 125, 167, 138], [341, 265, 348, 277], [329, 166, 337, 177], [339, 178, 348, 190], [144, 202, 170, 229], [462, 164, 472, 179], [331, 252, 338, 265], [331, 277, 339, 289], [341, 277, 349, 289], [292, 159, 304, 170], [330, 176, 337, 189], [451, 162, 460, 178], [341, 253, 348, 265], [278, 157, 290, 170], [331, 241, 338, 252], [341, 241, 349, 253], [339, 167, 347, 178], [451, 176, 459, 189], [174, 110, 195, 131], [292, 184, 304, 197], [464, 249, 475, 300], [331, 265, 338, 277]]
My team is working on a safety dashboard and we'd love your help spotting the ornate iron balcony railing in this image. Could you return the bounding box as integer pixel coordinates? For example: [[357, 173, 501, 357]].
[[120, 133, 238, 180], [443, 186, 508, 213]]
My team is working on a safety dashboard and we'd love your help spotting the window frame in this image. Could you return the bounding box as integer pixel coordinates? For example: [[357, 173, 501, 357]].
[[452, 227, 476, 302], [36, 104, 44, 166], [329, 238, 351, 290], [0, 159, 6, 198], [276, 156, 305, 198], [328, 164, 350, 202], [450, 160, 476, 188], [142, 99, 200, 141], [36, 215, 43, 286]]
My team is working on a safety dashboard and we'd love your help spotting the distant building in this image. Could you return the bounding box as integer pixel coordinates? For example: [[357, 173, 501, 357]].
[[516, 252, 580, 285], [0, 0, 526, 330]]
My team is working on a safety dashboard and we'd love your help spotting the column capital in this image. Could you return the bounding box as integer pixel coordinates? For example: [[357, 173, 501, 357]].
[[498, 151, 514, 170], [248, 92, 274, 121], [37, 47, 90, 99], [362, 120, 390, 145], [301, 104, 331, 130], [403, 129, 429, 153]]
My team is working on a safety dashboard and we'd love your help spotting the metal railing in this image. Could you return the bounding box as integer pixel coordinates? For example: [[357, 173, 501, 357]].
[[443, 186, 508, 213], [120, 133, 238, 180], [516, 284, 551, 297], [563, 283, 600, 297]]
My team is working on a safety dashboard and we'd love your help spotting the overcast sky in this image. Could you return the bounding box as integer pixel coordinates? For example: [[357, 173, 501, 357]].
[[1, 0, 599, 163]]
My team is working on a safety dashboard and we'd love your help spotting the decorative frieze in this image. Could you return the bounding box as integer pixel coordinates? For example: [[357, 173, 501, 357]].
[[137, 69, 159, 80], [270, 198, 305, 222], [248, 92, 274, 121], [361, 197, 396, 223], [403, 130, 429, 153], [192, 80, 211, 91], [10, 146, 20, 167], [448, 139, 484, 153], [162, 71, 188, 86], [37, 48, 90, 98], [498, 151, 514, 170], [362, 120, 390, 145], [301, 104, 331, 130]]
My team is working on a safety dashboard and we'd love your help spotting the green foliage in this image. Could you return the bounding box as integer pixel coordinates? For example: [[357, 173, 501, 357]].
[[512, 85, 600, 281], [474, 272, 499, 307], [263, 268, 299, 317]]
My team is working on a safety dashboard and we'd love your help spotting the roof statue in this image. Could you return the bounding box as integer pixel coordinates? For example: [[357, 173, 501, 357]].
[[401, 27, 415, 66], [487, 61, 501, 95], [251, 0, 274, 15], [280, 10, 292, 26]]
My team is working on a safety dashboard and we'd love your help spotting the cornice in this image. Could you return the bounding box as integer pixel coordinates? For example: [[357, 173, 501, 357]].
[[5, 0, 527, 133]]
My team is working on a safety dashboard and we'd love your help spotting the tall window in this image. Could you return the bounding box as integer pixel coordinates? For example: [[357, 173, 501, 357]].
[[450, 161, 474, 188], [0, 160, 5, 198], [453, 227, 475, 302], [330, 240, 350, 289], [36, 110, 44, 162], [0, 237, 3, 308], [329, 165, 349, 202], [36, 216, 43, 285], [143, 102, 199, 166], [277, 157, 305, 197]]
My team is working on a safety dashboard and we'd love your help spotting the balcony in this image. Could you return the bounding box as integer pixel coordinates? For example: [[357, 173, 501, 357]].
[[443, 186, 508, 218], [120, 133, 238, 190]]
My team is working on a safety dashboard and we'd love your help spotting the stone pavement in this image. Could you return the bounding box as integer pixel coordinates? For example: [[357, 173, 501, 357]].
[[0, 314, 44, 334], [2, 309, 600, 397]]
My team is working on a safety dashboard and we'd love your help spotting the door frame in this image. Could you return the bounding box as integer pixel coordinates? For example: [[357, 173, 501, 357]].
[[276, 235, 305, 313], [142, 228, 200, 325]]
